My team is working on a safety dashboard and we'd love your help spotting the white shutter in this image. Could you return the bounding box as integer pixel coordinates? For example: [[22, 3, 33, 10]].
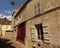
[[43, 24, 50, 44]]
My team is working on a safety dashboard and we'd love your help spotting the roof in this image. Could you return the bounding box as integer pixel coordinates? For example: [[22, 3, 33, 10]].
[[0, 17, 11, 25]]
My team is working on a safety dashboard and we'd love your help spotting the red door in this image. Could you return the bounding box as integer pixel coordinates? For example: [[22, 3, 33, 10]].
[[16, 22, 26, 44]]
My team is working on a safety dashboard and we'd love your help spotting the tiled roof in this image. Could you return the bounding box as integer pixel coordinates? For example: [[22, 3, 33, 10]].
[[0, 17, 11, 25]]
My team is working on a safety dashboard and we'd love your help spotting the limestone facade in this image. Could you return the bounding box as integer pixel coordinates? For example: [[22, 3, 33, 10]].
[[12, 0, 60, 48]]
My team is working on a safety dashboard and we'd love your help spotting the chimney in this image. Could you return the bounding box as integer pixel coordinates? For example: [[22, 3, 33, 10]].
[[4, 17, 7, 20]]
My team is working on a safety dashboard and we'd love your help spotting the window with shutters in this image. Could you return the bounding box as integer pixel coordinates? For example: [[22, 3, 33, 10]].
[[35, 23, 49, 44], [35, 24, 43, 40], [34, 2, 40, 15]]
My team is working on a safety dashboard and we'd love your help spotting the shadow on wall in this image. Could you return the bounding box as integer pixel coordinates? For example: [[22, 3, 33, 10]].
[[0, 38, 15, 48], [41, 44, 60, 48]]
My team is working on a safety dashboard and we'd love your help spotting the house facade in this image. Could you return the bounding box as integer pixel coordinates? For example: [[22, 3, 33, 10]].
[[0, 18, 13, 39], [12, 0, 60, 48], [1, 24, 12, 39]]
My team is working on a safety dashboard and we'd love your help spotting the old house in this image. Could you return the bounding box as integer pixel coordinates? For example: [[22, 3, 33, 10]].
[[12, 0, 60, 48], [0, 17, 13, 39]]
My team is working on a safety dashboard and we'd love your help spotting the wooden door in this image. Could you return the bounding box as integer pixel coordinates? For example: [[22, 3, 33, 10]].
[[17, 22, 26, 44]]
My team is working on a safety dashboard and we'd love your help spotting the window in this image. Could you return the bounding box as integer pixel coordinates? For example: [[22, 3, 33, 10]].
[[35, 24, 43, 40], [35, 23, 50, 44], [6, 30, 12, 32], [6, 26, 8, 29], [34, 2, 40, 15]]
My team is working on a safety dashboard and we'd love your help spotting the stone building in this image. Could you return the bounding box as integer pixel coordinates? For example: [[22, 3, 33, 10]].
[[12, 0, 60, 48]]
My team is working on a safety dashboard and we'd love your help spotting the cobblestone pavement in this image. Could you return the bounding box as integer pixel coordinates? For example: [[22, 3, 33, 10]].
[[0, 38, 20, 48]]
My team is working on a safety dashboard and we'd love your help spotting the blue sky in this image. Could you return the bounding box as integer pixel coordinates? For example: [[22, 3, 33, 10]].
[[0, 0, 27, 20]]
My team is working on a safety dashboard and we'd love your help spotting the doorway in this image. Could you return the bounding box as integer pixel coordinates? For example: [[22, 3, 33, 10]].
[[16, 22, 26, 44]]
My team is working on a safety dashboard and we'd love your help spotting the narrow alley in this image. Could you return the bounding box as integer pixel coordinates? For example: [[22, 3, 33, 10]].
[[0, 0, 60, 48]]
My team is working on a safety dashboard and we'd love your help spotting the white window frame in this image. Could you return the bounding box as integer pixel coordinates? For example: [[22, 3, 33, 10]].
[[34, 2, 40, 15]]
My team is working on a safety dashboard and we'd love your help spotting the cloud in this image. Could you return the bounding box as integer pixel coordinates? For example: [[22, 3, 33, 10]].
[[6, 15, 12, 21], [0, 14, 12, 21], [0, 14, 4, 17], [5, 10, 12, 14]]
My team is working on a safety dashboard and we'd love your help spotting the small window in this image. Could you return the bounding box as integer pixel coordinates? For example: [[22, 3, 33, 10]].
[[34, 2, 40, 15], [6, 26, 8, 29], [6, 30, 12, 32]]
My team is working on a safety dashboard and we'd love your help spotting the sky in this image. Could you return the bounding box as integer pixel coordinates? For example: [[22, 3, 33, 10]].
[[0, 0, 27, 20]]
